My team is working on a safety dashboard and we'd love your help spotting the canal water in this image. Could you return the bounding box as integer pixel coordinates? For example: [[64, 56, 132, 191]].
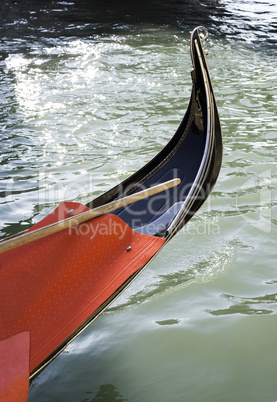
[[0, 0, 276, 401]]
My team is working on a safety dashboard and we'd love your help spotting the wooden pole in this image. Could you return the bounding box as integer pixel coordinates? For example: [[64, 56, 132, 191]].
[[0, 178, 180, 254]]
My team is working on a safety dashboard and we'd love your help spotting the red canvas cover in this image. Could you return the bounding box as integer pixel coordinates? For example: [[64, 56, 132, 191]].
[[0, 201, 164, 381]]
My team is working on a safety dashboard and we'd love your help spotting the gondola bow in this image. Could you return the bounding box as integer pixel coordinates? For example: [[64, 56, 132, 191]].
[[0, 27, 222, 400]]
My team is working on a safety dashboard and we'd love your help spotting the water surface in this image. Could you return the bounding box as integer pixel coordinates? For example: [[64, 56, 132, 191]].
[[0, 1, 277, 401]]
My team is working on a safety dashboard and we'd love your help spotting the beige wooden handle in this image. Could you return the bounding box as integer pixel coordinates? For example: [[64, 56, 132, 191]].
[[0, 178, 181, 254]]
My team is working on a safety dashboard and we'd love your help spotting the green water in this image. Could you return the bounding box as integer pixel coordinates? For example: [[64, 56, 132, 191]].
[[0, 0, 277, 401]]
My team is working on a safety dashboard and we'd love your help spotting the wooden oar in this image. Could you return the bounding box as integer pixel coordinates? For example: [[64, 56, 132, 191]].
[[0, 178, 180, 254]]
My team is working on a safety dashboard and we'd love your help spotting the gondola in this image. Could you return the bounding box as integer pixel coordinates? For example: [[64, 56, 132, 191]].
[[0, 26, 222, 401]]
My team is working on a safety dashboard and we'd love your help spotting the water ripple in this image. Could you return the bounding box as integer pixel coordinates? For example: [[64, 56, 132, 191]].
[[207, 293, 277, 316]]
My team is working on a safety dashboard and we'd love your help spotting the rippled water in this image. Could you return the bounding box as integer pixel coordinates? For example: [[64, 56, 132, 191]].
[[0, 0, 277, 401]]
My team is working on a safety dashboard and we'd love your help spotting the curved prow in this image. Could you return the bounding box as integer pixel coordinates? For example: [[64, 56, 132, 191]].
[[88, 27, 223, 240], [166, 26, 223, 238]]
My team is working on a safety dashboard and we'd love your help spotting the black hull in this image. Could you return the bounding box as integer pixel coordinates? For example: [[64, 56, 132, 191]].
[[87, 26, 222, 241]]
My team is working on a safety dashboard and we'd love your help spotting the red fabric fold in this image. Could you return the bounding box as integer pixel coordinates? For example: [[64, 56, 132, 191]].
[[0, 332, 30, 402]]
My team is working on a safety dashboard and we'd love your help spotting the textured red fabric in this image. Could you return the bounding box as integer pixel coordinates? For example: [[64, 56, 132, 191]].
[[0, 202, 165, 374], [0, 332, 30, 402]]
